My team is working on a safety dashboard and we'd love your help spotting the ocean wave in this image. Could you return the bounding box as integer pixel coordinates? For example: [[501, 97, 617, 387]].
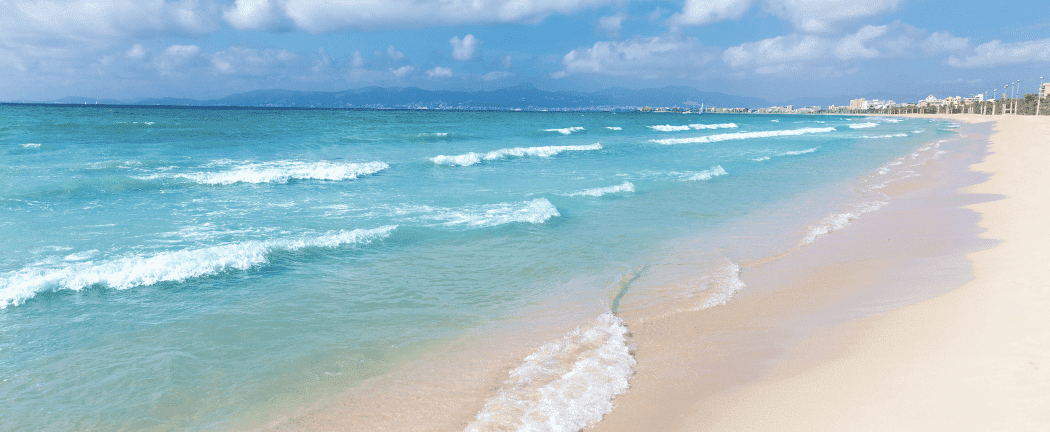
[[861, 133, 908, 139], [465, 313, 635, 432], [683, 165, 728, 181], [650, 127, 835, 145], [430, 143, 602, 167], [21, 143, 42, 148], [848, 122, 878, 129], [437, 198, 560, 228], [544, 127, 585, 135], [649, 123, 737, 132], [801, 202, 886, 245], [568, 181, 635, 197], [605, 126, 622, 130], [751, 147, 818, 161], [911, 129, 925, 134], [0, 226, 396, 308], [140, 160, 389, 185]]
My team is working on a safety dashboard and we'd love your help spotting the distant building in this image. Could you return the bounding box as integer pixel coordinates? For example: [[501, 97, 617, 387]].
[[918, 95, 943, 107], [1042, 83, 1050, 98], [849, 98, 867, 110]]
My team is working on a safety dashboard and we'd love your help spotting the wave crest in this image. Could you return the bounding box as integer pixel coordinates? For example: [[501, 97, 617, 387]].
[[650, 127, 835, 145], [431, 144, 602, 167], [568, 182, 635, 197], [544, 127, 585, 135], [0, 226, 397, 308], [801, 202, 886, 245], [142, 160, 389, 185]]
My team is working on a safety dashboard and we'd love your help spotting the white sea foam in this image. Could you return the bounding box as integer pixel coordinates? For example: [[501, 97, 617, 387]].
[[438, 198, 560, 228], [684, 165, 728, 181], [650, 127, 835, 145], [568, 181, 635, 197], [849, 122, 879, 129], [605, 126, 622, 130], [465, 313, 635, 432], [0, 226, 396, 308], [544, 127, 585, 135], [649, 123, 737, 132], [750, 147, 818, 161], [912, 129, 925, 134], [676, 259, 747, 310], [21, 143, 42, 148], [861, 133, 908, 139], [431, 143, 602, 167], [801, 202, 886, 245], [143, 160, 389, 185]]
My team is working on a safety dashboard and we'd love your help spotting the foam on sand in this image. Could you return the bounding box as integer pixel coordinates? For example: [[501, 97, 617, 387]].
[[0, 226, 397, 308], [141, 160, 389, 185], [650, 127, 835, 145], [465, 313, 635, 432], [544, 127, 585, 135], [801, 202, 887, 245], [568, 181, 635, 197], [430, 143, 602, 167]]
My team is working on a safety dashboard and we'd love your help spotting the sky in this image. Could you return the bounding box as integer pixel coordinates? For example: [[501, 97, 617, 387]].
[[2, 0, 1049, 104]]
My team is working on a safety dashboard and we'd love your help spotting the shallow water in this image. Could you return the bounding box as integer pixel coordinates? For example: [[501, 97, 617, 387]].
[[0, 105, 955, 431]]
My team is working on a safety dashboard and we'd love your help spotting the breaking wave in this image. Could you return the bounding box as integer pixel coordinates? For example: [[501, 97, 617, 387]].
[[849, 122, 878, 129], [751, 147, 819, 161], [861, 133, 908, 139], [22, 143, 42, 149], [430, 144, 602, 167], [650, 127, 835, 145], [568, 181, 635, 197], [0, 226, 397, 308], [465, 313, 635, 432], [435, 198, 560, 228], [649, 123, 737, 132], [544, 127, 585, 135], [605, 126, 622, 130], [139, 160, 389, 185], [801, 202, 887, 245]]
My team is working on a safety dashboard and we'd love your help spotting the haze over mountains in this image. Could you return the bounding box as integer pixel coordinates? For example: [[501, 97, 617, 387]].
[[32, 85, 776, 110]]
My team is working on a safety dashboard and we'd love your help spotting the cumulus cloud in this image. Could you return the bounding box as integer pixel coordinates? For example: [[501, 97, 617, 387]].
[[384, 45, 404, 61], [947, 38, 1050, 68], [668, 0, 752, 27], [450, 34, 479, 61], [153, 44, 203, 75], [126, 44, 147, 59], [350, 50, 365, 68], [668, 0, 903, 32], [598, 12, 627, 37], [559, 35, 716, 79], [222, 0, 617, 32], [427, 66, 453, 77], [724, 23, 971, 74], [391, 65, 414, 77], [209, 46, 297, 75]]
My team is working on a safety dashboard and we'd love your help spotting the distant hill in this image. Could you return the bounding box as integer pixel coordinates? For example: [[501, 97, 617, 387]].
[[36, 85, 771, 110]]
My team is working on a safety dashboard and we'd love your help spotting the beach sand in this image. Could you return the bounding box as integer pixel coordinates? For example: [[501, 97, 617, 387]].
[[596, 114, 1050, 431]]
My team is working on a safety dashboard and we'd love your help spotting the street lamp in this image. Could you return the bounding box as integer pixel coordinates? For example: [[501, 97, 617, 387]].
[[1015, 79, 1021, 115], [1003, 85, 1009, 115], [1038, 76, 1044, 116]]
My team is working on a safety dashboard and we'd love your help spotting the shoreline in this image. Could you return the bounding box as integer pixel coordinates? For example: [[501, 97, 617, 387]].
[[601, 114, 1050, 431]]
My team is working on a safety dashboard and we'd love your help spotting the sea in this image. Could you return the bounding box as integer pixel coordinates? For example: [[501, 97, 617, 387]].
[[0, 104, 959, 431]]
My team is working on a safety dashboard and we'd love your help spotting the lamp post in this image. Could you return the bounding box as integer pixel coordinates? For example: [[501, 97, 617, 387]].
[[1038, 76, 1044, 116], [1003, 85, 1009, 115], [1015, 79, 1021, 115]]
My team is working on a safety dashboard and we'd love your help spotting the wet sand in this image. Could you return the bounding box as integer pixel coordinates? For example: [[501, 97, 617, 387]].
[[598, 115, 1050, 431]]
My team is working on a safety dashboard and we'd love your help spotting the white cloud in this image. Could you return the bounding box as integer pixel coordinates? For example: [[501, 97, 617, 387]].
[[598, 12, 627, 36], [209, 46, 297, 75], [502, 55, 513, 69], [947, 38, 1050, 68], [724, 24, 971, 74], [450, 34, 479, 61], [223, 0, 618, 32], [351, 50, 365, 68], [385, 45, 404, 61], [668, 0, 903, 32], [668, 0, 752, 27], [482, 71, 514, 80], [427, 66, 453, 77], [559, 35, 716, 79], [391, 65, 414, 77], [2, 0, 220, 42], [126, 44, 146, 60], [762, 0, 904, 33], [153, 44, 203, 75]]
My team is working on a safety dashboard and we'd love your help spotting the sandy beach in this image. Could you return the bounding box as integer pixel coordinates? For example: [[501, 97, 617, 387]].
[[595, 114, 1050, 431]]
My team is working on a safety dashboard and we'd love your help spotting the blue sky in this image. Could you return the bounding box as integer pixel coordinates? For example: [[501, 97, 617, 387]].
[[2, 0, 1049, 103]]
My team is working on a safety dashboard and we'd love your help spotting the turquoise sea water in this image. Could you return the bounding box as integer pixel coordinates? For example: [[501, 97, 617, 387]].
[[0, 105, 955, 430]]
